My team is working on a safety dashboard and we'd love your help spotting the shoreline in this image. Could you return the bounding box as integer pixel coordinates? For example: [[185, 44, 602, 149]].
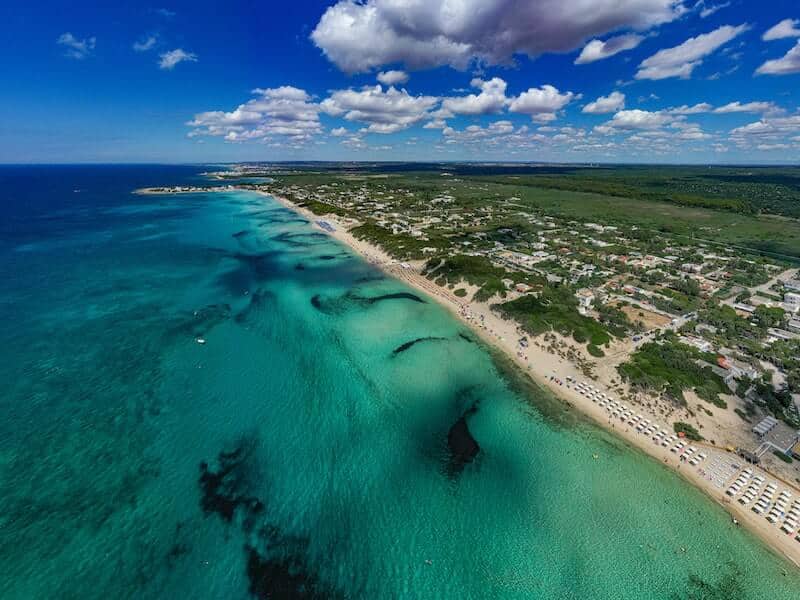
[[258, 190, 800, 568]]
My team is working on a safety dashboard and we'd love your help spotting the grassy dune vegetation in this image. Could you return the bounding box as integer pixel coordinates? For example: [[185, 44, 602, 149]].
[[495, 286, 613, 346], [618, 335, 729, 408]]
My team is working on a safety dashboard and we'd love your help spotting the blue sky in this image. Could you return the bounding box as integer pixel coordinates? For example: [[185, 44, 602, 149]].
[[2, 0, 800, 163]]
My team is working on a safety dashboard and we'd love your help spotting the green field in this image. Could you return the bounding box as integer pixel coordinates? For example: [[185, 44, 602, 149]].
[[261, 167, 800, 260]]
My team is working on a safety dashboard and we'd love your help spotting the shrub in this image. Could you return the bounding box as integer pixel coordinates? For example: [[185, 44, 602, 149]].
[[587, 344, 605, 357], [673, 421, 704, 441]]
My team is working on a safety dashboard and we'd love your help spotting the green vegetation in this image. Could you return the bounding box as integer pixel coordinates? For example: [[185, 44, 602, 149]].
[[773, 450, 793, 464], [673, 421, 704, 442], [595, 302, 637, 337], [587, 344, 605, 358], [298, 198, 349, 218], [423, 255, 514, 302], [253, 166, 800, 259], [453, 288, 467, 298], [751, 378, 800, 427], [495, 286, 612, 346], [618, 336, 728, 407], [350, 220, 433, 260], [471, 165, 800, 219]]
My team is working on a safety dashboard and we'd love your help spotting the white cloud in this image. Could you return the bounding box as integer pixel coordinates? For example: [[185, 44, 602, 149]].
[[676, 125, 711, 140], [756, 41, 800, 76], [600, 109, 674, 131], [762, 19, 800, 41], [730, 115, 800, 139], [376, 70, 409, 85], [575, 34, 644, 64], [330, 127, 349, 137], [713, 101, 779, 115], [441, 77, 508, 115], [582, 91, 625, 114], [159, 49, 197, 70], [133, 35, 157, 52], [320, 85, 438, 133], [311, 0, 686, 73], [57, 32, 96, 59], [187, 86, 323, 143], [664, 102, 713, 114], [443, 120, 516, 141], [509, 85, 576, 122], [697, 2, 730, 19], [423, 118, 448, 129], [635, 24, 747, 80]]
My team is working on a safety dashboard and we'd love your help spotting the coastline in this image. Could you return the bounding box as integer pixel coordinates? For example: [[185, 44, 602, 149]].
[[258, 189, 800, 569]]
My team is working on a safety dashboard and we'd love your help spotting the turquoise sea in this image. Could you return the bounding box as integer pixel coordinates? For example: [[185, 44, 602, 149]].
[[1, 165, 799, 599]]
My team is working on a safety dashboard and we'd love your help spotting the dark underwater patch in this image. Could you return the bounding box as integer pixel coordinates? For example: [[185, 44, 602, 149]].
[[270, 231, 328, 247], [446, 402, 480, 477], [310, 289, 426, 315], [165, 522, 191, 570], [676, 567, 745, 600], [198, 439, 340, 600], [233, 230, 251, 239], [353, 291, 426, 305], [245, 545, 330, 600], [235, 290, 277, 325], [167, 303, 232, 340], [198, 438, 263, 524], [458, 332, 475, 344], [217, 251, 282, 295], [391, 336, 446, 356], [354, 274, 385, 284]]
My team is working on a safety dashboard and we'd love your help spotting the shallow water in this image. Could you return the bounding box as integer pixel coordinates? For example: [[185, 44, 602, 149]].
[[1, 165, 799, 599]]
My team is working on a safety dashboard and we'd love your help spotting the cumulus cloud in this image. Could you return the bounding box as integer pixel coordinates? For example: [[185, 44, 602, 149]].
[[330, 126, 349, 137], [187, 86, 322, 143], [376, 70, 409, 85], [713, 101, 779, 114], [664, 102, 713, 114], [133, 35, 158, 52], [635, 24, 747, 80], [575, 34, 644, 64], [509, 85, 576, 123], [756, 41, 800, 76], [582, 91, 625, 114], [320, 85, 438, 133], [57, 32, 96, 59], [159, 48, 197, 70], [675, 125, 711, 140], [441, 77, 508, 115], [762, 18, 800, 41], [730, 115, 800, 139], [443, 120, 516, 141], [311, 0, 686, 73], [598, 109, 674, 131]]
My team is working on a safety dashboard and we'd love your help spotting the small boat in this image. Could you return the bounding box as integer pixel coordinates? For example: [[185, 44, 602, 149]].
[[196, 338, 206, 345]]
